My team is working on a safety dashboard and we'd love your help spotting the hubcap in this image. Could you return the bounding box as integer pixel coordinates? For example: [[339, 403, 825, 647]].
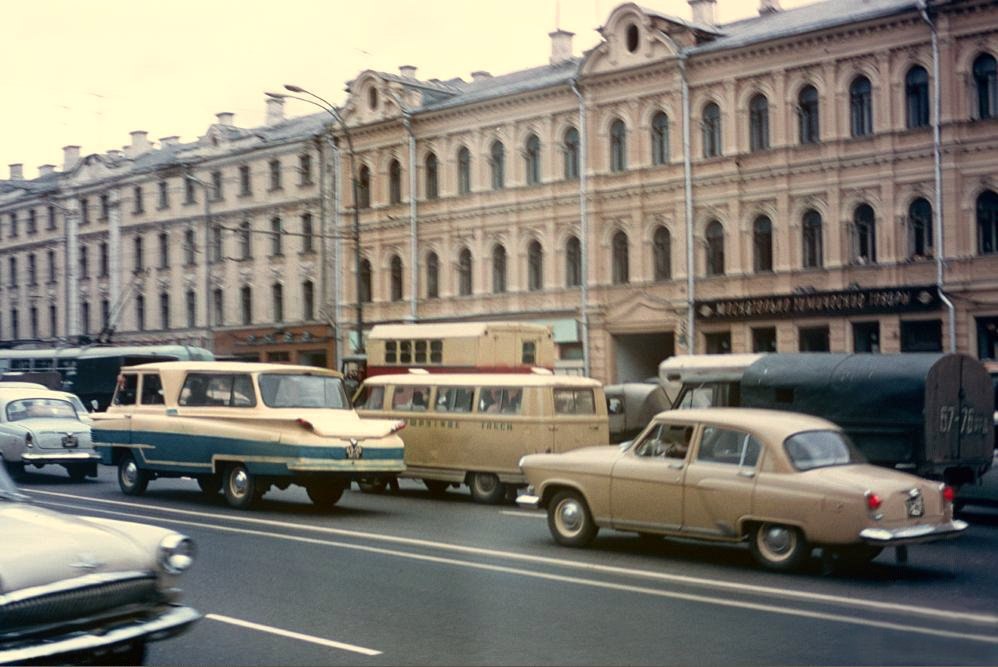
[[761, 525, 793, 557], [122, 461, 138, 486], [556, 499, 583, 535], [476, 474, 497, 493], [231, 468, 248, 497]]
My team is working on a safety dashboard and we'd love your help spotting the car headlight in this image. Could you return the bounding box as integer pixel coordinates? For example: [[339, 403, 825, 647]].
[[158, 533, 195, 574]]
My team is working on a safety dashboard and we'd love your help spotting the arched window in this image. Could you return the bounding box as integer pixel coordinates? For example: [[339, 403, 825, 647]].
[[457, 147, 471, 195], [702, 103, 722, 158], [565, 236, 581, 287], [749, 94, 769, 152], [492, 244, 507, 293], [906, 66, 930, 129], [389, 159, 402, 205], [563, 127, 580, 179], [390, 254, 403, 301], [359, 258, 373, 303], [240, 285, 252, 324], [705, 221, 725, 276], [853, 204, 877, 265], [802, 210, 824, 268], [612, 231, 629, 284], [528, 240, 543, 291], [490, 140, 505, 190], [798, 85, 820, 144], [753, 216, 773, 272], [458, 248, 473, 296], [973, 54, 997, 120], [272, 283, 284, 323], [653, 226, 671, 281], [850, 76, 873, 137], [651, 112, 669, 165], [302, 281, 315, 320], [357, 165, 371, 208], [610, 119, 627, 172], [425, 153, 439, 200], [908, 198, 933, 258], [978, 190, 998, 255], [525, 134, 541, 186], [426, 251, 439, 298]]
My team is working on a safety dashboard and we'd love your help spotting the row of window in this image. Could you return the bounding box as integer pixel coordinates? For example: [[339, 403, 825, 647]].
[[704, 318, 945, 355]]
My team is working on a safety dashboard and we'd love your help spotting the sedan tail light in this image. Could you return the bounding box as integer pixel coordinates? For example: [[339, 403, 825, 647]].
[[941, 484, 955, 504], [865, 491, 882, 511], [24, 433, 33, 448]]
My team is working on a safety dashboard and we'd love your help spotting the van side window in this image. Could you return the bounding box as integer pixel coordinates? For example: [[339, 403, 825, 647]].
[[435, 387, 474, 413], [231, 374, 256, 407], [635, 424, 693, 459], [140, 374, 165, 405], [697, 427, 761, 467], [392, 385, 430, 411], [429, 340, 443, 364], [677, 385, 714, 409], [479, 387, 523, 414], [554, 388, 595, 415], [522, 341, 536, 364], [357, 386, 385, 410], [180, 373, 255, 407], [114, 373, 138, 406], [385, 341, 397, 363], [414, 340, 427, 364]]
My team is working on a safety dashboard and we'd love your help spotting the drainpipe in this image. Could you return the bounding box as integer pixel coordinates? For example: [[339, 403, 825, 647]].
[[571, 79, 591, 378], [919, 0, 956, 352], [679, 53, 696, 354], [332, 140, 344, 364]]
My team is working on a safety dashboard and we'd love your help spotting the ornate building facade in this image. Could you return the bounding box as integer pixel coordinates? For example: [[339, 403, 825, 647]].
[[1, 0, 996, 383]]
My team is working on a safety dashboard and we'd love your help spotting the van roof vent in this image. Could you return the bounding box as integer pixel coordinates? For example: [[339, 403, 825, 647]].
[[530, 367, 554, 375]]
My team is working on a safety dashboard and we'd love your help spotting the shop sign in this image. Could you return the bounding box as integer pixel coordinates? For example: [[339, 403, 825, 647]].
[[695, 285, 940, 322]]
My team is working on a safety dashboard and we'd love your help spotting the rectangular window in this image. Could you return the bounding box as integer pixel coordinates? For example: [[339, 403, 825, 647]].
[[414, 340, 427, 364], [269, 159, 282, 190], [113, 373, 139, 406], [358, 386, 385, 410], [697, 427, 761, 467], [27, 209, 36, 234], [385, 340, 397, 363], [435, 387, 474, 413], [299, 154, 313, 185], [158, 233, 169, 268], [133, 185, 144, 214], [751, 327, 777, 353], [184, 177, 196, 204], [798, 325, 830, 352], [47, 250, 56, 283], [239, 165, 252, 196], [391, 385, 430, 411], [478, 387, 523, 415], [99, 243, 109, 277], [9, 213, 17, 237], [430, 340, 443, 364], [180, 373, 256, 408], [140, 374, 165, 405], [271, 218, 283, 256], [213, 288, 224, 326], [158, 180, 169, 209], [704, 331, 731, 354], [8, 257, 17, 286], [100, 194, 110, 220], [27, 254, 36, 285], [901, 319, 942, 352], [554, 388, 596, 415], [301, 213, 314, 253], [852, 321, 880, 353], [80, 198, 89, 225], [134, 235, 144, 272], [522, 341, 537, 365], [399, 340, 412, 364], [47, 206, 57, 231], [211, 170, 223, 201], [186, 291, 196, 328]]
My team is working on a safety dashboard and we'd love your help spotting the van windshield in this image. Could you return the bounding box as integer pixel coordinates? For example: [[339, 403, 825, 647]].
[[783, 430, 865, 471], [259, 374, 349, 409]]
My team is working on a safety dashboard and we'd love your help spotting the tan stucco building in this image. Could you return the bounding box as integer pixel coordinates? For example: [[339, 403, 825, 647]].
[[1, 0, 996, 383]]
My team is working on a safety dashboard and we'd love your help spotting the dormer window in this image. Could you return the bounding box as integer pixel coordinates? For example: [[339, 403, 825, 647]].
[[626, 24, 639, 53], [368, 87, 378, 111]]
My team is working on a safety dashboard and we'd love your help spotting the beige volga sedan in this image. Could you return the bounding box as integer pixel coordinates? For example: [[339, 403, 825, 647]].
[[517, 408, 967, 571]]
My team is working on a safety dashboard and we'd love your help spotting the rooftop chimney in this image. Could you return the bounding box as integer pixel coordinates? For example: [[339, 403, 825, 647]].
[[689, 0, 717, 25], [216, 112, 235, 127], [758, 0, 782, 14], [8, 164, 23, 180], [471, 70, 493, 82], [38, 164, 56, 177], [265, 96, 285, 125], [159, 136, 180, 149], [63, 145, 81, 171], [549, 29, 575, 65], [399, 65, 417, 79], [126, 130, 152, 158]]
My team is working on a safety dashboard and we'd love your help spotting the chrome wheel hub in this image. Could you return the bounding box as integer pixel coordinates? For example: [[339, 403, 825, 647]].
[[231, 469, 249, 496], [122, 461, 138, 486], [762, 525, 792, 555], [557, 500, 583, 534]]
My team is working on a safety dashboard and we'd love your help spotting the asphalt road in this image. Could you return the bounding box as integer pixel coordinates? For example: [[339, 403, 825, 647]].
[[15, 466, 998, 666]]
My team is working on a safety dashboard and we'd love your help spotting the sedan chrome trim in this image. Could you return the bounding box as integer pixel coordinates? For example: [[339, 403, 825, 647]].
[[859, 519, 968, 545], [0, 571, 150, 607], [516, 494, 541, 509], [0, 604, 200, 665], [21, 452, 100, 462]]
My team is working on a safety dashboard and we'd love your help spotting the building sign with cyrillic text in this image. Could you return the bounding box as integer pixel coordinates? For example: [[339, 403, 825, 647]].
[[694, 285, 940, 322]]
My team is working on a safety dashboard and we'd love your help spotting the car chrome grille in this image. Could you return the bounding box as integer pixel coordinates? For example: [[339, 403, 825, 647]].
[[0, 572, 158, 632]]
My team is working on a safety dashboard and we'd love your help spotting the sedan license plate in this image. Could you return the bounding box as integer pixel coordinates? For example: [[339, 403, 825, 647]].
[[62, 434, 78, 448], [906, 492, 924, 518]]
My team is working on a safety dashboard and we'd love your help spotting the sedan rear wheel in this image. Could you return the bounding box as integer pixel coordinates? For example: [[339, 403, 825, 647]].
[[223, 463, 257, 510], [117, 452, 149, 496], [469, 472, 505, 504], [750, 522, 809, 571], [547, 489, 598, 547]]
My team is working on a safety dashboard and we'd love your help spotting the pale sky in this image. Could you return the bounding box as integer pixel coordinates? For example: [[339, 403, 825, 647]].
[[1, 0, 808, 180]]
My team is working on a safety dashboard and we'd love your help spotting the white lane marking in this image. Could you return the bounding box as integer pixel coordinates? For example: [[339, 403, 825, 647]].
[[205, 613, 380, 656], [500, 510, 545, 519], [36, 499, 998, 646], [26, 489, 998, 627]]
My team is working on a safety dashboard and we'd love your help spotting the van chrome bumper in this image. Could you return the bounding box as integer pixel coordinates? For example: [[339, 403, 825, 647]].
[[0, 604, 200, 665], [859, 519, 968, 545]]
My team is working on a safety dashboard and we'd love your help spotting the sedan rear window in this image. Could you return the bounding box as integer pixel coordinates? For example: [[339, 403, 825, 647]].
[[783, 430, 864, 471], [6, 398, 78, 421], [259, 374, 348, 409]]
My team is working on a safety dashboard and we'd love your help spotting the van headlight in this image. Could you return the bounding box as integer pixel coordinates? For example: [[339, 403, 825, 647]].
[[159, 533, 195, 574]]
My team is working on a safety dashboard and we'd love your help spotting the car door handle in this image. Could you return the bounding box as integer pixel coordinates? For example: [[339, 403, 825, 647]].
[[668, 462, 685, 470], [738, 470, 755, 478]]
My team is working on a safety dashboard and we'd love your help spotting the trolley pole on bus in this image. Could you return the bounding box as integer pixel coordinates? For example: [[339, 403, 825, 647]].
[[268, 87, 364, 355]]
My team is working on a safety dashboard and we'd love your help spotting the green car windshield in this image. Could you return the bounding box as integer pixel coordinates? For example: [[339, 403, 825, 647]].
[[258, 374, 349, 409]]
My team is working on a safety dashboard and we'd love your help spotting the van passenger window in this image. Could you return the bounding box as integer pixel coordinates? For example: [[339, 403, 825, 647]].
[[522, 341, 536, 364], [697, 427, 761, 467], [231, 374, 256, 407], [140, 374, 165, 405], [114, 374, 139, 406], [357, 386, 385, 410], [385, 341, 397, 363], [181, 373, 255, 407], [435, 387, 474, 413], [635, 423, 693, 459], [400, 341, 412, 364], [392, 385, 430, 411], [414, 340, 427, 363], [430, 340, 443, 364], [554, 388, 595, 415], [480, 387, 523, 414]]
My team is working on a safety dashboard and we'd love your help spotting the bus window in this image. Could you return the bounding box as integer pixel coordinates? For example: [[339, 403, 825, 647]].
[[554, 388, 596, 415], [386, 341, 397, 363], [435, 387, 474, 413], [140, 374, 165, 405], [11, 360, 31, 371], [522, 341, 536, 365], [400, 341, 412, 364], [430, 340, 443, 364], [414, 340, 427, 364], [114, 373, 139, 406], [356, 385, 385, 410], [34, 359, 53, 371], [392, 385, 430, 411], [480, 387, 523, 415]]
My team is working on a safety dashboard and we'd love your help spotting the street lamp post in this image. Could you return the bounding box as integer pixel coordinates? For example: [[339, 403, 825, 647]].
[[267, 87, 364, 355]]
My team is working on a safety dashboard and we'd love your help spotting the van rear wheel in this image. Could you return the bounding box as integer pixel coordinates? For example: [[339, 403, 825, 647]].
[[117, 452, 149, 496], [469, 472, 505, 504], [223, 463, 257, 510]]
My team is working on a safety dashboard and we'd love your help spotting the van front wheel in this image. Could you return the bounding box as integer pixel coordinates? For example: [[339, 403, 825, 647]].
[[469, 472, 505, 504], [223, 463, 257, 510]]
